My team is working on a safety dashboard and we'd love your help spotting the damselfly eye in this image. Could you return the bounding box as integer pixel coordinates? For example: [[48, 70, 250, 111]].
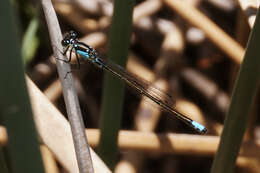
[[61, 39, 69, 46]]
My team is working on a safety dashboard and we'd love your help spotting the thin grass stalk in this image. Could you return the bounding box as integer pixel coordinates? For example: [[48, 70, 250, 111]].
[[0, 0, 45, 172], [40, 0, 94, 172], [210, 9, 260, 173], [98, 0, 135, 168]]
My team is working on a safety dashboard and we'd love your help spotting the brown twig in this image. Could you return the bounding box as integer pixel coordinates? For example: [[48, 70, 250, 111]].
[[164, 0, 245, 64], [85, 129, 260, 157], [2, 126, 260, 157], [40, 0, 94, 172]]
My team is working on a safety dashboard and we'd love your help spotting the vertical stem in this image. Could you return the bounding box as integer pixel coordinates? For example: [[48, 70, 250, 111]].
[[98, 0, 135, 168], [0, 0, 44, 172], [211, 9, 260, 173], [40, 0, 94, 172]]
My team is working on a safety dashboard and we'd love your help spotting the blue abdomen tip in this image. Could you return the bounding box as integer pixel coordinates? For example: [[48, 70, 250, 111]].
[[191, 121, 207, 133]]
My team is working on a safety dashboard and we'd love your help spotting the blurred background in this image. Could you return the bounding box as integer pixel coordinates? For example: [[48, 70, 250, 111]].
[[1, 0, 260, 172]]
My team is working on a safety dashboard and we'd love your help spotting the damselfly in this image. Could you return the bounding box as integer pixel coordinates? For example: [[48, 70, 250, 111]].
[[59, 31, 207, 134]]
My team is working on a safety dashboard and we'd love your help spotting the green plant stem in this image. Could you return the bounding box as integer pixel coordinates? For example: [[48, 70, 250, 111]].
[[0, 0, 44, 172], [98, 0, 135, 169], [210, 9, 260, 173]]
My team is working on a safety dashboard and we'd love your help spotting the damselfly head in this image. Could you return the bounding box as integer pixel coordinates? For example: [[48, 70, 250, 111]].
[[69, 31, 77, 39], [61, 31, 78, 47]]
